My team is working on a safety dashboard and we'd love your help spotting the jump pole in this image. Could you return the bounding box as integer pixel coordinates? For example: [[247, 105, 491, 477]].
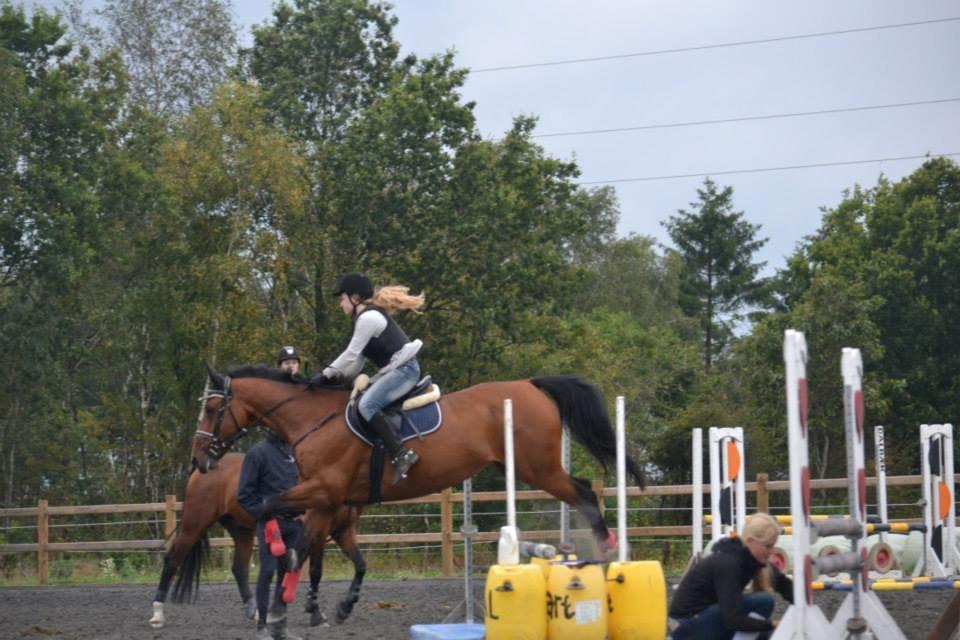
[[497, 399, 519, 566], [606, 395, 668, 639], [691, 425, 746, 560], [692, 428, 704, 559], [918, 423, 959, 578], [825, 347, 904, 638], [874, 425, 888, 544], [709, 426, 746, 540], [771, 329, 834, 638], [561, 427, 570, 545]]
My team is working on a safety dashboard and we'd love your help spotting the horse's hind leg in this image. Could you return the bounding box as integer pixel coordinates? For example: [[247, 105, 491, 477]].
[[222, 518, 256, 620], [304, 539, 329, 627], [536, 471, 613, 553], [149, 542, 188, 628], [570, 475, 615, 551]]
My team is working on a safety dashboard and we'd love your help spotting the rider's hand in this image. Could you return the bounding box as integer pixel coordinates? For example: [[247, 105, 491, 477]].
[[321, 369, 344, 385], [310, 371, 341, 386]]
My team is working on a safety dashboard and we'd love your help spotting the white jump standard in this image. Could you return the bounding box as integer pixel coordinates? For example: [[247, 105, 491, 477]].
[[918, 423, 960, 578], [771, 330, 905, 640]]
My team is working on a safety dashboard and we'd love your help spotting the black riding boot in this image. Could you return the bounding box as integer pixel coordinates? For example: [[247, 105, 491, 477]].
[[366, 413, 419, 484]]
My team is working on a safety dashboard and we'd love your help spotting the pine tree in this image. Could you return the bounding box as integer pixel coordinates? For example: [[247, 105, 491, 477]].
[[663, 178, 769, 371]]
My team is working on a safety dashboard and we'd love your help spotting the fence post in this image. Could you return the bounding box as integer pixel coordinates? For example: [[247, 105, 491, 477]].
[[164, 495, 177, 549], [440, 488, 453, 576], [756, 473, 769, 513], [37, 499, 48, 585]]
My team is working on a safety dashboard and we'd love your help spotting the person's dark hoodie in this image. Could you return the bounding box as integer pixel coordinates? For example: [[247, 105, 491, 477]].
[[668, 536, 793, 633], [237, 432, 302, 520]]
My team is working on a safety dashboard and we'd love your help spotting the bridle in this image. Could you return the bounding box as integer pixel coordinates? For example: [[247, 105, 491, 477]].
[[194, 376, 247, 460], [194, 375, 316, 460]]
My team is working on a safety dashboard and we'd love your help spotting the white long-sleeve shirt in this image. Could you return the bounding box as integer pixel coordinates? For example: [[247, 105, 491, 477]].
[[323, 312, 421, 381]]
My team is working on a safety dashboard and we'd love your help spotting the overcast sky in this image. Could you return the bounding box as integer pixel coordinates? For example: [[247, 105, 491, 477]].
[[30, 0, 960, 275]]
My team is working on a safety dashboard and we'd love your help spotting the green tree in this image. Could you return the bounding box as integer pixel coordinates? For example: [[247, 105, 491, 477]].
[[246, 0, 403, 341], [63, 0, 239, 118], [577, 234, 690, 331], [735, 157, 960, 477], [0, 3, 155, 504], [663, 178, 769, 371]]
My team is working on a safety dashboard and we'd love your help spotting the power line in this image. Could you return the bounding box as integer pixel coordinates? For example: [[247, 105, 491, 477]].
[[577, 153, 960, 185], [472, 17, 960, 73], [533, 97, 960, 139]]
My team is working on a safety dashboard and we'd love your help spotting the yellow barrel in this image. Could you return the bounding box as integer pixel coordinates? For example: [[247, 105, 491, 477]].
[[606, 561, 667, 640], [546, 562, 607, 640], [530, 556, 554, 581], [485, 564, 547, 640]]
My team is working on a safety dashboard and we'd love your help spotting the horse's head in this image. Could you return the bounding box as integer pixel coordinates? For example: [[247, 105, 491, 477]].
[[190, 365, 257, 473]]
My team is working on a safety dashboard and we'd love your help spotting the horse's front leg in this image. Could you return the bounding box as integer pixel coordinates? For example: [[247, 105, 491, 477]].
[[333, 512, 366, 624]]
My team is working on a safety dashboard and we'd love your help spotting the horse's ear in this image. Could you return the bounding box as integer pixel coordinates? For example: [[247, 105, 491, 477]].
[[206, 363, 225, 390]]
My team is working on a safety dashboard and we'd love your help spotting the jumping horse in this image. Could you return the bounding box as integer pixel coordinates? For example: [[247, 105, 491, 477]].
[[148, 451, 365, 630], [190, 366, 645, 636]]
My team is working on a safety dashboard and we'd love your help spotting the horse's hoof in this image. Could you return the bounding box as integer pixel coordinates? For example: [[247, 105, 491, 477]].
[[149, 602, 164, 628], [335, 602, 353, 624], [304, 598, 317, 614], [310, 609, 330, 627]]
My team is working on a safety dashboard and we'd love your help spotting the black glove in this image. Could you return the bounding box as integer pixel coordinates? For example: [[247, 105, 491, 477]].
[[311, 370, 342, 386]]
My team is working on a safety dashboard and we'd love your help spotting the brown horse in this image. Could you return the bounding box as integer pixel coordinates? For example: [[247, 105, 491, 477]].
[[148, 452, 366, 630], [190, 366, 644, 632]]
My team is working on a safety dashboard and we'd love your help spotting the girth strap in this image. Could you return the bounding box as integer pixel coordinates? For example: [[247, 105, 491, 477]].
[[366, 444, 388, 505]]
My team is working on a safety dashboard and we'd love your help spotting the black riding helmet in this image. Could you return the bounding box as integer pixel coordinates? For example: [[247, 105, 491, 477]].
[[276, 345, 300, 365], [332, 272, 374, 300]]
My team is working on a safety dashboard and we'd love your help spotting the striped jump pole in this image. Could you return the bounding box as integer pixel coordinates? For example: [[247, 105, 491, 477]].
[[771, 330, 834, 638], [690, 425, 746, 564], [824, 348, 904, 638], [709, 427, 747, 541], [918, 423, 959, 578]]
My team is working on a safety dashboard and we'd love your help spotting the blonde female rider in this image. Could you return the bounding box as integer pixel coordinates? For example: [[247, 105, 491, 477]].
[[322, 273, 424, 484]]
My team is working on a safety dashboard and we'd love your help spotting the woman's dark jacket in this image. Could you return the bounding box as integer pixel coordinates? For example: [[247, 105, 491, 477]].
[[668, 536, 793, 632], [237, 432, 301, 520]]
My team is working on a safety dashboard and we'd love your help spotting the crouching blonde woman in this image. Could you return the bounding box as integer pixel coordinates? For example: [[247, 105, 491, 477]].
[[668, 513, 793, 640]]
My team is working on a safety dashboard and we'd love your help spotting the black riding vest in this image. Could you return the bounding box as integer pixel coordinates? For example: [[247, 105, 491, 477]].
[[356, 305, 411, 368]]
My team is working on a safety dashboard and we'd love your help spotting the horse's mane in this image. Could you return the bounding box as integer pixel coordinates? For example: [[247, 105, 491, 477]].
[[225, 365, 307, 385]]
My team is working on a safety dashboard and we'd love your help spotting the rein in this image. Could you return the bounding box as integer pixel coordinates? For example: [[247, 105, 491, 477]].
[[196, 377, 313, 459], [290, 411, 339, 451]]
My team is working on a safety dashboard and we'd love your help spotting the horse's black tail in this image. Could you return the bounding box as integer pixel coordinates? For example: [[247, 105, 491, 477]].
[[531, 375, 646, 488], [171, 531, 210, 604]]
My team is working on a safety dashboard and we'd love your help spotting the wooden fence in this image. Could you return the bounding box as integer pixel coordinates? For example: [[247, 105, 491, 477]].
[[0, 473, 936, 584]]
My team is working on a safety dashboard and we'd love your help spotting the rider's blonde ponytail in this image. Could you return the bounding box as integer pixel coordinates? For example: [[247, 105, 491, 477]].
[[370, 286, 425, 313]]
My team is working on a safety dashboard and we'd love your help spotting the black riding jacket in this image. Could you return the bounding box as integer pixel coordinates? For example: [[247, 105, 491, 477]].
[[668, 536, 793, 632], [237, 433, 301, 520]]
